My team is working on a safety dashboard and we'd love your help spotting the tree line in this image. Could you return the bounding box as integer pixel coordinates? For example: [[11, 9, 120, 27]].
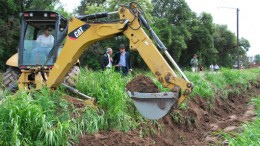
[[0, 0, 256, 71]]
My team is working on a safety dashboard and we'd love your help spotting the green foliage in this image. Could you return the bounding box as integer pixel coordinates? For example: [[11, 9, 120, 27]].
[[187, 12, 217, 67], [185, 72, 214, 98], [0, 88, 74, 145], [222, 68, 257, 87], [204, 72, 227, 89], [76, 69, 142, 131], [255, 54, 260, 63], [185, 68, 259, 98], [212, 25, 237, 67], [152, 0, 193, 62]]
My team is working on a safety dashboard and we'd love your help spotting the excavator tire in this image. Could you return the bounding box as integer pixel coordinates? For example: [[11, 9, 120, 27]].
[[64, 65, 80, 87], [2, 67, 21, 92]]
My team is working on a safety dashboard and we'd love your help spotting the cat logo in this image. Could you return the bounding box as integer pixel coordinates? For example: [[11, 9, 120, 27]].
[[68, 24, 90, 40], [74, 27, 83, 38]]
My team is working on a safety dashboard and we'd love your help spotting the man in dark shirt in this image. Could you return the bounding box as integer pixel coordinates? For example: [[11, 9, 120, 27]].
[[113, 44, 132, 76]]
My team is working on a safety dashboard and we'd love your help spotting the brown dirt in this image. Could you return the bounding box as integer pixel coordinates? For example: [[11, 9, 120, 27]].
[[76, 80, 260, 146], [77, 130, 155, 146], [62, 95, 86, 108], [126, 75, 160, 93]]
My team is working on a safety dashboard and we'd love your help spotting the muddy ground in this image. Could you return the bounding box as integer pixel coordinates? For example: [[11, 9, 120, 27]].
[[72, 76, 260, 146]]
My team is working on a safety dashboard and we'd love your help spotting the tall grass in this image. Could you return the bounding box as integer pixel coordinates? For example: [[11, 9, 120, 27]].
[[76, 69, 143, 132], [184, 69, 260, 98], [221, 96, 260, 145], [222, 68, 257, 87], [185, 72, 214, 98], [0, 88, 78, 146]]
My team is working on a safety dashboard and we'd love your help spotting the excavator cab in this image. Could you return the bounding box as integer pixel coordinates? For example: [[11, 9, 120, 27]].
[[18, 11, 67, 68], [3, 11, 77, 91]]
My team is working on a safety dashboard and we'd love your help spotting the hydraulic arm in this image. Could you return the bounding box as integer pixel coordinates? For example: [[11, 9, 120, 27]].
[[45, 2, 193, 119]]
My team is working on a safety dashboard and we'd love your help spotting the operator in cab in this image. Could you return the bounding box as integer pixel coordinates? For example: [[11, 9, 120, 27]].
[[36, 27, 54, 48], [31, 27, 54, 64]]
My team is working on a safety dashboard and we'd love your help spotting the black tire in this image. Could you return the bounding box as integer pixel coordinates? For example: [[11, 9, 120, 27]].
[[2, 67, 21, 92], [64, 66, 80, 87]]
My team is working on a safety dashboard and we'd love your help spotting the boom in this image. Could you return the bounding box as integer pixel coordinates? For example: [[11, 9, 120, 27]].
[[46, 3, 193, 119]]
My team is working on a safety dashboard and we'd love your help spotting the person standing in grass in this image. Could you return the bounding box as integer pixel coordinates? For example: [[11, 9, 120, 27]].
[[100, 48, 113, 70], [214, 64, 220, 72], [190, 54, 198, 72], [113, 44, 132, 76], [210, 64, 214, 72]]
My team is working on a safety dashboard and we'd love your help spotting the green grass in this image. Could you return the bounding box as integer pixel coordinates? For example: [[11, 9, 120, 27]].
[[76, 69, 144, 132], [186, 72, 215, 98], [221, 96, 260, 146], [185, 68, 260, 99], [0, 88, 76, 145]]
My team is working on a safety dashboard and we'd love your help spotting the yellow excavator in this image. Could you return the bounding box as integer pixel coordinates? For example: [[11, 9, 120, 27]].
[[3, 2, 193, 119]]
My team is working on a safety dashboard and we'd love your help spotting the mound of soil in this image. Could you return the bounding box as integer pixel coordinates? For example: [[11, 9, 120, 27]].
[[62, 95, 86, 108], [76, 80, 260, 146], [126, 75, 160, 93]]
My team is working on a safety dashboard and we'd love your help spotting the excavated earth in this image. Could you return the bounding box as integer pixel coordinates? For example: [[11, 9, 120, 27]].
[[69, 75, 260, 146], [126, 75, 160, 93]]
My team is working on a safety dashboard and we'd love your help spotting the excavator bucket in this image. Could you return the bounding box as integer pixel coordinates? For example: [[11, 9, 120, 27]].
[[127, 91, 179, 120]]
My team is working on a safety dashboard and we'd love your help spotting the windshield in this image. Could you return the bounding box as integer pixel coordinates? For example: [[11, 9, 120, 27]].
[[23, 23, 55, 65]]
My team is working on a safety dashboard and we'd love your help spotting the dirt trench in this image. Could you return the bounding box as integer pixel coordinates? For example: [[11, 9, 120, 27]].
[[73, 76, 260, 146]]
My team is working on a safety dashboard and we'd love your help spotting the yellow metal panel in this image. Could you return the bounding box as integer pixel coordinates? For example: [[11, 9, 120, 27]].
[[18, 71, 30, 90], [6, 53, 18, 67]]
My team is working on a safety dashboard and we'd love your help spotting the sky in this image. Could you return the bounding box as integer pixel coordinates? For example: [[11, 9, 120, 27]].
[[60, 0, 259, 56]]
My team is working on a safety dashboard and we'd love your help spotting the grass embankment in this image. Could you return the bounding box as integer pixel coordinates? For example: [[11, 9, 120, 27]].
[[221, 96, 260, 145], [0, 68, 259, 145], [0, 70, 145, 145], [186, 68, 260, 98]]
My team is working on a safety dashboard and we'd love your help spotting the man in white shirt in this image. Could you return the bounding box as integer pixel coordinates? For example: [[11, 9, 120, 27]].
[[32, 27, 54, 63], [214, 64, 220, 72], [100, 48, 113, 70], [36, 27, 54, 47], [210, 64, 214, 72]]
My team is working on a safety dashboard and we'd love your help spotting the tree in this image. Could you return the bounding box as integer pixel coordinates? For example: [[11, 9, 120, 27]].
[[180, 12, 216, 67], [152, 0, 194, 63], [255, 54, 260, 63], [239, 37, 250, 52], [212, 24, 237, 67]]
